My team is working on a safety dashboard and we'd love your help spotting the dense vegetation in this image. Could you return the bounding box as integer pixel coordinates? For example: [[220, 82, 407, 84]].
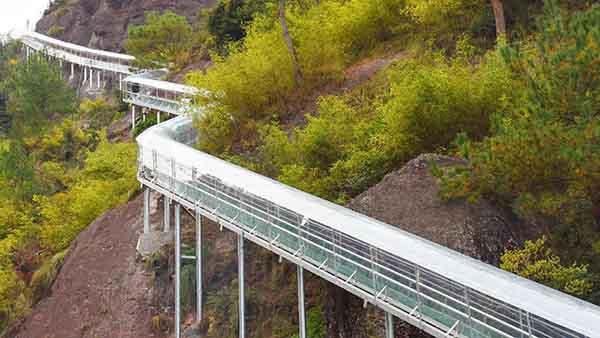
[[181, 0, 600, 305], [0, 46, 137, 332]]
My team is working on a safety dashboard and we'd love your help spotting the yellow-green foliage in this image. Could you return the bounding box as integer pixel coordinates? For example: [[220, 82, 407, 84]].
[[30, 249, 67, 302], [0, 269, 29, 328], [501, 238, 593, 298], [79, 97, 119, 127], [47, 25, 65, 37], [37, 135, 138, 252], [257, 49, 516, 203], [405, 0, 487, 41], [187, 0, 408, 154]]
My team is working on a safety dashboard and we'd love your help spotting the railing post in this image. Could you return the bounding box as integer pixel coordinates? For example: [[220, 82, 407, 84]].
[[175, 203, 181, 338], [238, 232, 245, 338], [298, 266, 306, 338], [143, 188, 150, 234], [196, 208, 203, 322]]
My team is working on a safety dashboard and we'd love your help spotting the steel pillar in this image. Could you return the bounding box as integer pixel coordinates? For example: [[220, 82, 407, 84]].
[[157, 111, 161, 124], [70, 63, 74, 80], [175, 203, 182, 338], [97, 70, 101, 89], [163, 196, 170, 232], [143, 188, 150, 234], [143, 108, 147, 122], [119, 73, 123, 91], [131, 105, 136, 131], [385, 312, 394, 338], [196, 210, 202, 322], [83, 67, 87, 83], [238, 232, 245, 338], [90, 68, 94, 88], [298, 266, 306, 338]]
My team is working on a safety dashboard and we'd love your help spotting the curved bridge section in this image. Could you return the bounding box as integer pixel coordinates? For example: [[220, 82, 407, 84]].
[[18, 32, 600, 338], [137, 117, 600, 338]]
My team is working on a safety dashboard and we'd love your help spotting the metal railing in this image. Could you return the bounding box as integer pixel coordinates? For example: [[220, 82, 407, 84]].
[[20, 36, 133, 74]]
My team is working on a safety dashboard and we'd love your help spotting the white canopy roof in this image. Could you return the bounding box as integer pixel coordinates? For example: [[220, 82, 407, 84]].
[[24, 31, 135, 61], [123, 76, 199, 95]]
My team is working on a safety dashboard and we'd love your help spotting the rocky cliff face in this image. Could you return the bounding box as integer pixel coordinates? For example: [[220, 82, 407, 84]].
[[36, 0, 216, 52], [324, 154, 528, 338]]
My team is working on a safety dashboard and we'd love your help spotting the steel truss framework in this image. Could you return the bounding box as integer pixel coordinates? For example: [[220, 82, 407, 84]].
[[18, 31, 600, 338]]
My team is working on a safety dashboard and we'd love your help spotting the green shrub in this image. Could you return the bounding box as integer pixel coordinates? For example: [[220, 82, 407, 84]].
[[501, 237, 593, 298], [125, 11, 196, 70], [258, 48, 516, 203], [438, 2, 600, 272], [188, 0, 409, 154], [30, 249, 67, 303], [47, 25, 65, 37]]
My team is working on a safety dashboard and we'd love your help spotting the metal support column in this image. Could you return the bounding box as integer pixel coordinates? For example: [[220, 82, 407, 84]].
[[131, 105, 136, 131], [90, 68, 94, 88], [157, 111, 161, 124], [163, 196, 170, 232], [175, 203, 181, 338], [238, 232, 245, 338], [119, 73, 123, 91], [196, 210, 202, 322], [298, 266, 306, 338], [143, 188, 150, 234], [83, 67, 87, 84], [97, 70, 101, 89], [70, 63, 74, 80], [385, 312, 394, 338], [143, 108, 147, 122]]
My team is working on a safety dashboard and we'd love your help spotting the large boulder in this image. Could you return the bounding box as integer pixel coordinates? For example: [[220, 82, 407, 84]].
[[325, 153, 526, 338]]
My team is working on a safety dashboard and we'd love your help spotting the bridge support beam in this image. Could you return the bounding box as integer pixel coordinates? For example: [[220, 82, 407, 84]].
[[157, 111, 161, 124], [298, 266, 306, 338], [131, 105, 136, 131], [70, 63, 74, 80], [196, 210, 202, 322], [97, 70, 101, 89], [83, 67, 87, 84], [238, 232, 245, 338], [163, 196, 170, 232], [385, 312, 394, 338], [90, 68, 94, 88], [175, 203, 182, 338], [143, 188, 150, 234]]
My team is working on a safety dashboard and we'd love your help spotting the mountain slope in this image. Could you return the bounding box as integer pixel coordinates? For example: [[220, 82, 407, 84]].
[[36, 0, 216, 52]]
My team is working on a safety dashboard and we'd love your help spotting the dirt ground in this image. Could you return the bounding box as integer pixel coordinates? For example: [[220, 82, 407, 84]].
[[14, 193, 165, 338]]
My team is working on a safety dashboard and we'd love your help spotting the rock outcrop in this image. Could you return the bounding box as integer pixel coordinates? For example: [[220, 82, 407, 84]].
[[36, 0, 217, 52], [324, 153, 526, 338]]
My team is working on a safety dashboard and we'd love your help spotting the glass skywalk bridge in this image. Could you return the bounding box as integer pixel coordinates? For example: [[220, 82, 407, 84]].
[[17, 31, 600, 338], [137, 116, 600, 338]]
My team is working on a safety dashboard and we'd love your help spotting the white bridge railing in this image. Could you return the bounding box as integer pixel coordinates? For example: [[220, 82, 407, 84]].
[[19, 32, 600, 338]]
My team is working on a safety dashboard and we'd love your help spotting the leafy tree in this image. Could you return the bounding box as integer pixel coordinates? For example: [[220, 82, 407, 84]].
[[125, 11, 195, 70], [279, 0, 303, 86], [501, 237, 593, 298], [438, 1, 600, 273], [4, 53, 75, 136], [207, 0, 272, 52]]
